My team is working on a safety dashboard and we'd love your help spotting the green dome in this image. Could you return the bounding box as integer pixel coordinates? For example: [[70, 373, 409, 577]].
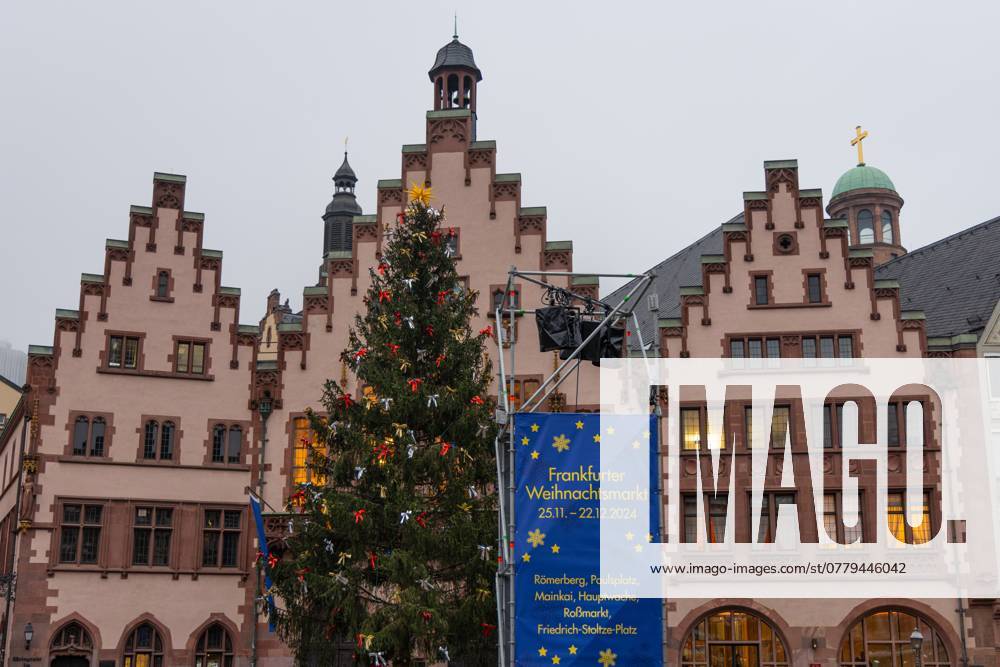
[[831, 164, 896, 199]]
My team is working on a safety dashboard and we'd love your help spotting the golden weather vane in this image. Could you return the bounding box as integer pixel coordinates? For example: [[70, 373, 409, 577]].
[[851, 125, 869, 166]]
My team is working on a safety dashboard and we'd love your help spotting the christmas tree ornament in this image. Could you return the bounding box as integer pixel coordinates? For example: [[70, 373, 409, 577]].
[[426, 394, 439, 408], [478, 545, 492, 561], [267, 553, 279, 569], [333, 572, 348, 586], [481, 622, 497, 637], [337, 552, 351, 565], [386, 342, 400, 355], [439, 441, 451, 456], [380, 397, 393, 410], [324, 539, 335, 554], [470, 395, 485, 405], [478, 326, 493, 338], [435, 353, 446, 367], [399, 511, 411, 524], [416, 512, 428, 528], [368, 551, 377, 569], [418, 578, 434, 591], [407, 182, 432, 206], [354, 466, 366, 480], [468, 486, 480, 499], [438, 647, 451, 661], [402, 277, 415, 290], [378, 289, 391, 303], [407, 377, 423, 392], [404, 315, 415, 329], [369, 652, 387, 666], [353, 509, 366, 524], [421, 610, 432, 623], [425, 325, 434, 336], [406, 444, 415, 459], [339, 394, 353, 410]]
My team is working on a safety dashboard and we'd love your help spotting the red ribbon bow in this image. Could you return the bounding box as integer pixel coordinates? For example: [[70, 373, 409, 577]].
[[425, 325, 434, 337], [408, 378, 423, 393], [368, 551, 377, 569], [354, 509, 366, 524], [354, 347, 368, 360], [386, 343, 400, 355], [416, 512, 428, 528], [439, 442, 451, 456], [421, 610, 432, 623], [478, 326, 493, 338], [437, 290, 448, 305], [267, 553, 279, 569], [435, 354, 446, 367], [378, 290, 391, 303], [340, 394, 354, 410], [481, 623, 497, 637], [470, 396, 485, 405]]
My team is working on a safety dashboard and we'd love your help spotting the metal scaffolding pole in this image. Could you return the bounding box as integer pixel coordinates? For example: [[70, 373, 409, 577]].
[[491, 267, 654, 666]]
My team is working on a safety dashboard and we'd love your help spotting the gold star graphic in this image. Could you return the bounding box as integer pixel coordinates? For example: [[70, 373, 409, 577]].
[[550, 544, 560, 554], [521, 436, 530, 446], [521, 552, 531, 563], [552, 434, 570, 453], [647, 533, 654, 542], [598, 648, 618, 666], [634, 543, 644, 553], [643, 430, 650, 439], [593, 434, 601, 444], [606, 426, 616, 435], [527, 529, 546, 548], [538, 647, 548, 657], [625, 531, 634, 541], [631, 440, 641, 449], [568, 645, 578, 655], [575, 420, 584, 429], [531, 423, 540, 432], [552, 656, 561, 665], [531, 450, 540, 460]]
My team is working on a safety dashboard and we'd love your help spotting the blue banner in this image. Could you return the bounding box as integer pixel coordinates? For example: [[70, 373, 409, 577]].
[[514, 413, 662, 666], [249, 494, 278, 632]]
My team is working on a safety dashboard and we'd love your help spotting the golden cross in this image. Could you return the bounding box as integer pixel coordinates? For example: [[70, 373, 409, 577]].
[[851, 125, 868, 166]]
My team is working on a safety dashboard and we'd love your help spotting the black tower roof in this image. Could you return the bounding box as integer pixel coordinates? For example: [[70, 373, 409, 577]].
[[428, 36, 482, 82]]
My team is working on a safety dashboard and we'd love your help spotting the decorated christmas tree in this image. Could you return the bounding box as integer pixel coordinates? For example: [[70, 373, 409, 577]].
[[267, 185, 499, 666]]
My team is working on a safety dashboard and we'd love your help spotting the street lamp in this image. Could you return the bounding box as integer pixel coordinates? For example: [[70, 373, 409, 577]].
[[23, 622, 33, 649], [910, 628, 924, 667], [251, 392, 273, 667]]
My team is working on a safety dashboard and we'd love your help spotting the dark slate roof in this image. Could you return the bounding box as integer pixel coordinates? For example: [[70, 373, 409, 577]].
[[428, 38, 482, 81], [280, 311, 303, 325], [334, 153, 357, 183], [875, 215, 1000, 338], [605, 215, 733, 349]]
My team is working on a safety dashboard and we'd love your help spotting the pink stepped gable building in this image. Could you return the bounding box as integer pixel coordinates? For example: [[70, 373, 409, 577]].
[[2, 32, 999, 667]]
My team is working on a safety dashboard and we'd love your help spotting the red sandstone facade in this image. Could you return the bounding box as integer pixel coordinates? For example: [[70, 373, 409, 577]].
[[1, 34, 997, 667]]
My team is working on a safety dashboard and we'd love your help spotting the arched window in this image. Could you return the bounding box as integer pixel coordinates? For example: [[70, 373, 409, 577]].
[[160, 421, 175, 460], [156, 271, 169, 298], [881, 210, 894, 244], [194, 622, 234, 667], [143, 421, 159, 459], [91, 417, 106, 456], [73, 416, 90, 456], [681, 608, 789, 667], [462, 75, 473, 108], [211, 424, 226, 463], [122, 622, 164, 667], [857, 209, 875, 244], [839, 608, 950, 666], [51, 620, 94, 655]]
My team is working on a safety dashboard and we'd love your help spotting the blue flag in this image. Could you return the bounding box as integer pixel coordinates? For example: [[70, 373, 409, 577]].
[[250, 494, 278, 633], [514, 413, 662, 666]]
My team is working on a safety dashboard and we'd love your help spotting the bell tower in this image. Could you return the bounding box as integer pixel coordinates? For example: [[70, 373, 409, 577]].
[[428, 26, 483, 129], [322, 150, 362, 257], [826, 126, 906, 264]]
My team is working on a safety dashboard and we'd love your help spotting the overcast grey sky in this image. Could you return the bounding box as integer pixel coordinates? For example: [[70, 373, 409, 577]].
[[2, 1, 998, 352]]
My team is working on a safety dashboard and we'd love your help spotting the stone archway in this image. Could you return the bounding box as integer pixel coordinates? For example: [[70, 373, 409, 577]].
[[49, 620, 93, 667]]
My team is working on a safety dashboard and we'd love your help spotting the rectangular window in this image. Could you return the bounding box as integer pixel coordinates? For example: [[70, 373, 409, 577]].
[[292, 417, 327, 486], [202, 509, 242, 568], [108, 335, 140, 369], [822, 494, 838, 541], [132, 507, 173, 566], [743, 405, 754, 448], [887, 403, 900, 446], [729, 340, 744, 358], [819, 336, 835, 359], [59, 503, 103, 564], [770, 405, 791, 447], [755, 493, 795, 543], [823, 404, 833, 448], [838, 335, 854, 359], [887, 491, 932, 545], [802, 337, 817, 359], [175, 341, 207, 374], [807, 274, 822, 303], [508, 376, 541, 412], [682, 495, 698, 543], [754, 276, 769, 305], [765, 338, 780, 359], [748, 338, 762, 359], [680, 494, 727, 544], [680, 408, 702, 450]]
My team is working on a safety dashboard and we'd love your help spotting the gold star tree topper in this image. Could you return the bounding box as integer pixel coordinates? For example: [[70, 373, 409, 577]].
[[408, 182, 433, 206]]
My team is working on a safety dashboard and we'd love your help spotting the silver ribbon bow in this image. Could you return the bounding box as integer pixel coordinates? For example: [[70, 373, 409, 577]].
[[355, 466, 366, 480], [444, 245, 455, 258], [333, 572, 348, 585], [427, 394, 439, 408], [369, 652, 387, 666], [438, 647, 451, 661], [380, 397, 393, 410], [468, 486, 480, 499], [418, 578, 435, 591], [402, 278, 415, 289], [404, 316, 415, 329], [399, 511, 412, 524], [406, 444, 415, 459], [324, 539, 335, 554], [478, 545, 492, 561]]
